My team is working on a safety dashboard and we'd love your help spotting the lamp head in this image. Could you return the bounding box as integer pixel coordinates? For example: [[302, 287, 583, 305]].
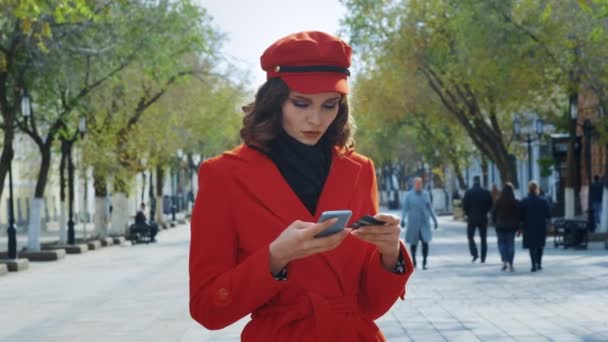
[[21, 89, 31, 118]]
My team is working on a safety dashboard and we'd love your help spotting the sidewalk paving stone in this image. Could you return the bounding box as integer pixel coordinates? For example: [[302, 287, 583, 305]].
[[1, 208, 606, 341]]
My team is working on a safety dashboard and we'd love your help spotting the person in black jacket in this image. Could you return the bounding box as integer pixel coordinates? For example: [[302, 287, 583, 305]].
[[492, 183, 519, 272], [462, 176, 493, 263], [520, 181, 551, 272], [134, 203, 157, 242]]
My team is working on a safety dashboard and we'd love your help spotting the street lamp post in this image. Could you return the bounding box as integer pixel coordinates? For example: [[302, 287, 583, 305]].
[[583, 119, 594, 231], [171, 149, 183, 222], [140, 158, 147, 205], [513, 115, 544, 183], [5, 92, 30, 258], [7, 151, 17, 259], [149, 169, 155, 224], [67, 117, 86, 244], [6, 91, 32, 258], [564, 94, 579, 219]]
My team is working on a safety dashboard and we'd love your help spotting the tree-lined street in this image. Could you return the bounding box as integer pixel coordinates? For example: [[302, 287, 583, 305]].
[[2, 214, 607, 342], [1, 1, 245, 262], [2, 1, 608, 341]]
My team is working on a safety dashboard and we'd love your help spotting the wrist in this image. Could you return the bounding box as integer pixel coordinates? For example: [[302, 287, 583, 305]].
[[379, 242, 400, 259], [380, 253, 399, 272], [269, 241, 289, 274], [379, 246, 400, 271]]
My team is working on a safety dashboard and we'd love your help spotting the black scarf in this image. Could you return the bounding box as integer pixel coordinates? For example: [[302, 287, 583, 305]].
[[266, 130, 332, 215]]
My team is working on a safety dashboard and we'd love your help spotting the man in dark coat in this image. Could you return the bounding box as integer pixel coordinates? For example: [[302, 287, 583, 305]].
[[134, 203, 157, 242], [590, 175, 603, 231], [462, 176, 493, 262], [520, 181, 551, 272]]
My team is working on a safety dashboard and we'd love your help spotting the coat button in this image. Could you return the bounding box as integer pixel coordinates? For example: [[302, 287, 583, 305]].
[[213, 287, 232, 307]]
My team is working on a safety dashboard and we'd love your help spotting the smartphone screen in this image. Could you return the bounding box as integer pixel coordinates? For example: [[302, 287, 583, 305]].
[[315, 210, 352, 238]]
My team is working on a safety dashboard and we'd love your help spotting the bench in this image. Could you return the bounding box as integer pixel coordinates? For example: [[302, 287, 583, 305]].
[[588, 232, 608, 249], [127, 222, 153, 245], [553, 219, 588, 249]]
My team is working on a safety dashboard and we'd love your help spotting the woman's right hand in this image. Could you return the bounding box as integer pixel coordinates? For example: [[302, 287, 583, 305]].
[[269, 219, 350, 275]]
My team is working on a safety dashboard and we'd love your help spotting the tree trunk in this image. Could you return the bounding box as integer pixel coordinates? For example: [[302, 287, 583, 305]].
[[565, 139, 576, 219], [81, 166, 89, 240], [419, 66, 518, 185], [493, 149, 517, 186], [481, 155, 489, 188], [27, 142, 53, 251], [27, 198, 44, 251], [67, 143, 76, 244], [59, 141, 68, 244], [0, 56, 16, 200], [449, 155, 467, 190], [34, 144, 52, 198], [0, 131, 15, 201], [109, 192, 130, 236], [600, 145, 608, 232], [93, 170, 109, 237], [156, 165, 165, 225], [108, 172, 131, 237]]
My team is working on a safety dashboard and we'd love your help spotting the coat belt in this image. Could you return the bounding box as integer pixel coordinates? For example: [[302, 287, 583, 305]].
[[253, 293, 359, 340]]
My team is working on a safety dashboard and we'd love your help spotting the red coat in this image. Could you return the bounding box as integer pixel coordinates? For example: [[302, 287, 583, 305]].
[[189, 144, 413, 341]]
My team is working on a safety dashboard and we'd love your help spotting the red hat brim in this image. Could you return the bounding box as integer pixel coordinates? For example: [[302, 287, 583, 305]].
[[277, 72, 348, 95]]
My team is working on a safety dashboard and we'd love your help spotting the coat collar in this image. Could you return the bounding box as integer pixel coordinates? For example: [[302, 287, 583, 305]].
[[227, 144, 364, 292], [227, 144, 363, 224]]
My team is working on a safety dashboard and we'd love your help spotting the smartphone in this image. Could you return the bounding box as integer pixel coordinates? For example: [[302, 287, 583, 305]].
[[315, 210, 353, 238], [352, 215, 386, 229]]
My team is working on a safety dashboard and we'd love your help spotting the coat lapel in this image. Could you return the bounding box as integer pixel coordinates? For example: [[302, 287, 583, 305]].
[[229, 145, 313, 228], [314, 148, 363, 292], [229, 145, 364, 292], [314, 148, 362, 220]]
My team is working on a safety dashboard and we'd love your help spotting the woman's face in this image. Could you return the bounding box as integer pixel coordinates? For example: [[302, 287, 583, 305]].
[[281, 91, 341, 145]]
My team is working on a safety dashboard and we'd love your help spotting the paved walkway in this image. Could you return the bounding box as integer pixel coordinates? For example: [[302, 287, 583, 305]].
[[1, 211, 607, 342]]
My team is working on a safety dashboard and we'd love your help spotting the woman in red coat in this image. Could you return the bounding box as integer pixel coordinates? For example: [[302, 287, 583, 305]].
[[189, 31, 413, 341]]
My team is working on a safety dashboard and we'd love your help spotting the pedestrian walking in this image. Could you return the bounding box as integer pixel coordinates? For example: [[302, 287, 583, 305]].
[[520, 180, 551, 272], [401, 177, 438, 270], [462, 176, 493, 263], [491, 183, 519, 272], [189, 31, 413, 341], [590, 175, 603, 230]]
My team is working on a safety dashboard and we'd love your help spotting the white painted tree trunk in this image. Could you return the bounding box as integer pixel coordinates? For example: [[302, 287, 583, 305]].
[[94, 197, 108, 238], [59, 200, 67, 244], [600, 187, 608, 233], [109, 193, 129, 236], [565, 187, 575, 219], [27, 197, 44, 252], [155, 195, 164, 225]]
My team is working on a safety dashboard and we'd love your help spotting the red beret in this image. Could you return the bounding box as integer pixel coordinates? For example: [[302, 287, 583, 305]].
[[260, 31, 352, 94]]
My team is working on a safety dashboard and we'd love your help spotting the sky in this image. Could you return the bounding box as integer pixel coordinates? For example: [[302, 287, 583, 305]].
[[198, 0, 347, 91]]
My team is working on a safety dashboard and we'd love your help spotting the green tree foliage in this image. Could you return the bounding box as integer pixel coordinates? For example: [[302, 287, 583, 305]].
[[351, 58, 472, 188], [0, 0, 102, 198], [342, 0, 606, 183], [95, 1, 228, 192], [1, 0, 247, 206]]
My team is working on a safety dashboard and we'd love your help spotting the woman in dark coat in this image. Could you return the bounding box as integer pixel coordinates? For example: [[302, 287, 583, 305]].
[[491, 183, 519, 272], [519, 181, 551, 272]]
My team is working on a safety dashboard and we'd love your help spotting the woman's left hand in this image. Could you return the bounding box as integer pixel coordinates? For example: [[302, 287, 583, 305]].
[[351, 214, 401, 271]]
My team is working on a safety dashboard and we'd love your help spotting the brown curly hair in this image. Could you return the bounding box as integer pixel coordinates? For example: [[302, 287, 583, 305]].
[[240, 78, 355, 153]]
